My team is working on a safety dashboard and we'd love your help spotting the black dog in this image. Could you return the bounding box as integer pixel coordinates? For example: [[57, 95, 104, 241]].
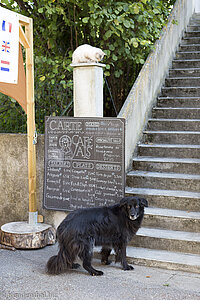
[[46, 196, 148, 276]]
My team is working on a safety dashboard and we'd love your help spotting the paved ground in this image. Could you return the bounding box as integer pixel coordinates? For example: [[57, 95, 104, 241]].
[[0, 244, 200, 300]]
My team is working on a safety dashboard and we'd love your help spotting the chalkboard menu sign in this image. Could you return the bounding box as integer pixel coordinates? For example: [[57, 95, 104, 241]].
[[43, 116, 125, 211]]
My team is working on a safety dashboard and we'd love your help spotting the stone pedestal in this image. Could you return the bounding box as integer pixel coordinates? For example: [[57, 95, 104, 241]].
[[71, 63, 105, 117], [0, 222, 56, 249]]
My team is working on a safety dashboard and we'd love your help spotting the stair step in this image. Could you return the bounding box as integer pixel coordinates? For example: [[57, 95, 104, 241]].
[[172, 59, 200, 68], [143, 130, 200, 145], [190, 21, 200, 25], [145, 207, 200, 219], [191, 14, 200, 19], [143, 207, 200, 232], [126, 247, 200, 273], [161, 86, 200, 97], [157, 96, 200, 108], [125, 186, 200, 211], [137, 143, 200, 158], [94, 246, 200, 273], [179, 44, 200, 52], [126, 170, 200, 193], [165, 77, 200, 87], [136, 227, 200, 243], [132, 227, 200, 254], [187, 25, 200, 32], [147, 119, 200, 131], [185, 31, 200, 38], [169, 68, 200, 78], [190, 17, 200, 24], [189, 22, 200, 27], [182, 37, 200, 45], [176, 51, 200, 60], [132, 156, 200, 174], [152, 107, 200, 118], [190, 20, 200, 25]]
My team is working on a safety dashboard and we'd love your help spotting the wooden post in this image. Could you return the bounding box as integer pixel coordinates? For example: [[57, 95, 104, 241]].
[[25, 18, 37, 224]]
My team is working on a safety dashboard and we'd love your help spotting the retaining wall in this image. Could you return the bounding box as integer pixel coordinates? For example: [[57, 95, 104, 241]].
[[0, 134, 66, 228]]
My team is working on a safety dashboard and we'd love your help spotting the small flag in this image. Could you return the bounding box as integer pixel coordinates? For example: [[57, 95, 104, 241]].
[[2, 41, 10, 53], [0, 44, 27, 112], [0, 6, 19, 84], [1, 60, 10, 72], [2, 20, 12, 33]]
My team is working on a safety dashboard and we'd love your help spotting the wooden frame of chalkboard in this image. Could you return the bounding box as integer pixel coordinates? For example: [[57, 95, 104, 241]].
[[43, 116, 125, 211]]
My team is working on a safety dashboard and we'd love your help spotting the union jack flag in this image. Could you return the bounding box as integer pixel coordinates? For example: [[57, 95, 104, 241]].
[[2, 41, 10, 53]]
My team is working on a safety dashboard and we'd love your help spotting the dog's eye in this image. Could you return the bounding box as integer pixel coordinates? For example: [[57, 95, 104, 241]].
[[135, 205, 139, 209]]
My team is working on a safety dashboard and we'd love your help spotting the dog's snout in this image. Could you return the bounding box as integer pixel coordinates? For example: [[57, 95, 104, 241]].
[[129, 206, 139, 220]]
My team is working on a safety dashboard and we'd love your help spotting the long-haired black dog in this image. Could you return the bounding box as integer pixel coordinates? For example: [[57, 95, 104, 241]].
[[46, 196, 148, 276]]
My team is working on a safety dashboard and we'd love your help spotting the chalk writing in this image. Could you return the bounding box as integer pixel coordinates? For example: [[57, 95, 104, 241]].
[[43, 117, 125, 211]]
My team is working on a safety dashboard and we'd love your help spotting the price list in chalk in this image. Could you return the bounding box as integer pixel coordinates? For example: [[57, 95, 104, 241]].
[[43, 117, 125, 211]]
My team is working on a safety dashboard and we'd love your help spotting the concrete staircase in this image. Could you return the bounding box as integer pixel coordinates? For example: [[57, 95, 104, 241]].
[[125, 14, 200, 273]]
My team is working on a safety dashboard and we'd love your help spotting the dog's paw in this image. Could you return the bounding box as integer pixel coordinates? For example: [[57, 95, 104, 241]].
[[123, 264, 134, 271], [101, 259, 112, 265], [90, 270, 104, 276]]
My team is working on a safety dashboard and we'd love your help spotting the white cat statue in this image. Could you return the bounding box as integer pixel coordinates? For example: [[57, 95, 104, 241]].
[[72, 44, 105, 64]]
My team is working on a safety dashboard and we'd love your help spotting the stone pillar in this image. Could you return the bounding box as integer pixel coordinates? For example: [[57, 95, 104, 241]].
[[71, 63, 105, 117]]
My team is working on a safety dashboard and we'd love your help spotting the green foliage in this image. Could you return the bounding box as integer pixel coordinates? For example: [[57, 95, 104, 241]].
[[0, 0, 176, 132], [0, 95, 27, 133]]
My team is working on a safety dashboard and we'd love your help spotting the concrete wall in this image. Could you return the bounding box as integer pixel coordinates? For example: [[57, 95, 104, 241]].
[[0, 134, 66, 228], [195, 0, 200, 12], [118, 0, 195, 171]]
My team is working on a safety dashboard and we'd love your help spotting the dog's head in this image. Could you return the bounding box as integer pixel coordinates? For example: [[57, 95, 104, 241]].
[[119, 196, 148, 221]]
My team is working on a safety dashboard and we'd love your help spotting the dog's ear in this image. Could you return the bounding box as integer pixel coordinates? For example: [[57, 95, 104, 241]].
[[119, 197, 128, 207], [140, 198, 148, 207]]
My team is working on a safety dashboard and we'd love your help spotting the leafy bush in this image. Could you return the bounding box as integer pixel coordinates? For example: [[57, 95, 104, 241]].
[[0, 0, 176, 133]]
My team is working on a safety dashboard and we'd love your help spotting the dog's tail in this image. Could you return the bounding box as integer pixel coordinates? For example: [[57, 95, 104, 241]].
[[46, 253, 64, 275], [46, 240, 81, 275], [46, 247, 70, 275]]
